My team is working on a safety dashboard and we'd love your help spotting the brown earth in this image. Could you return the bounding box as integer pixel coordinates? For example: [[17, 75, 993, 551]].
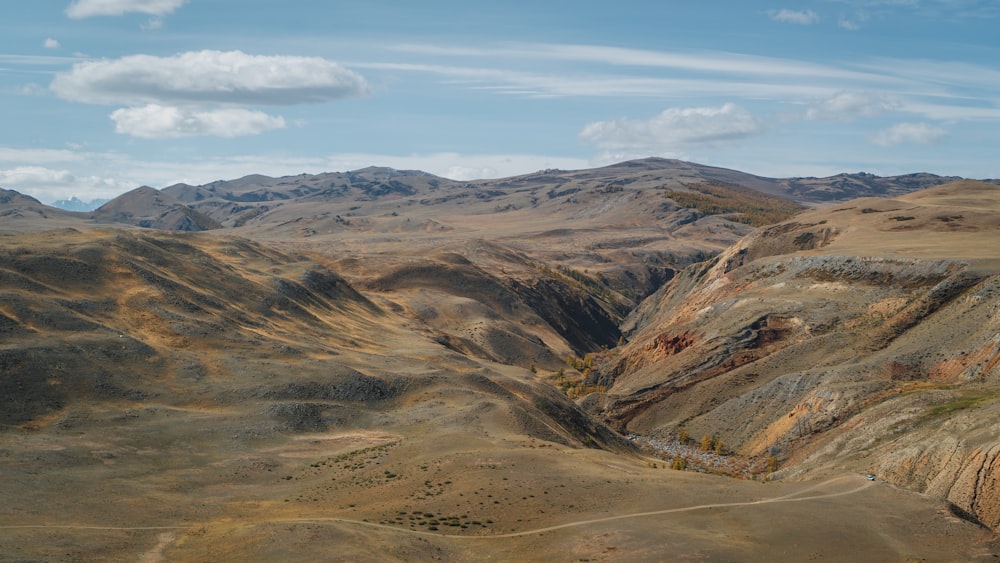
[[1, 164, 999, 560], [591, 180, 1000, 532]]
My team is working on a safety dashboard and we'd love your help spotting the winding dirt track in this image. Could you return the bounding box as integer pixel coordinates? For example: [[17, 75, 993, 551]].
[[0, 475, 875, 540], [283, 475, 875, 540], [0, 475, 873, 540]]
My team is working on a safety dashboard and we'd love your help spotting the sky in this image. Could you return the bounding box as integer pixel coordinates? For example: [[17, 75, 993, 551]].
[[2, 0, 999, 203]]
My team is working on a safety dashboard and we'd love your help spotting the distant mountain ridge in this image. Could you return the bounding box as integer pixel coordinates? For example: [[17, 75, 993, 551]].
[[1, 159, 995, 234], [0, 187, 86, 234], [155, 158, 977, 209], [86, 158, 983, 231], [50, 196, 109, 212]]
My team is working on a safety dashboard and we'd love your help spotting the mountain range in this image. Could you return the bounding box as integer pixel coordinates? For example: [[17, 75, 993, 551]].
[[1, 158, 998, 560]]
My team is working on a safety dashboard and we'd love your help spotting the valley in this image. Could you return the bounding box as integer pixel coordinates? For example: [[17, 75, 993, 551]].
[[1, 159, 998, 560]]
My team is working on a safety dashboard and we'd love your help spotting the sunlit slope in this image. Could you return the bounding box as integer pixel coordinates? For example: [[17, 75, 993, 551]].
[[0, 192, 997, 559], [0, 228, 621, 446], [0, 188, 92, 234], [594, 181, 1000, 529]]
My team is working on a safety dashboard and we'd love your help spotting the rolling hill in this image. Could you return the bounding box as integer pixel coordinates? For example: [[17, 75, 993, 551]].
[[588, 180, 1000, 529], [1, 160, 998, 560]]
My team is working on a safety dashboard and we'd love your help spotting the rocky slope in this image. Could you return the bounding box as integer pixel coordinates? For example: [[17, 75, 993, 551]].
[[0, 228, 620, 448], [0, 188, 90, 234], [588, 180, 1000, 529], [2, 168, 1000, 559], [91, 186, 221, 231]]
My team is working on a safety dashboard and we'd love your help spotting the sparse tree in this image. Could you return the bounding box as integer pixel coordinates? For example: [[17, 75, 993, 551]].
[[701, 433, 713, 451], [767, 455, 779, 472]]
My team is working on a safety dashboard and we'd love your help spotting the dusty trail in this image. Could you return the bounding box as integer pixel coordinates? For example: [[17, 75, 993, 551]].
[[274, 475, 875, 540], [0, 475, 873, 540]]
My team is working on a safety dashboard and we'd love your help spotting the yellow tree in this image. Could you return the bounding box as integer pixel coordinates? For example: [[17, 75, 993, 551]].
[[701, 434, 713, 451], [676, 427, 689, 444]]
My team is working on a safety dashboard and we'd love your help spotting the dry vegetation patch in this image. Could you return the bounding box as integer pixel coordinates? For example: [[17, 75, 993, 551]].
[[666, 182, 804, 227]]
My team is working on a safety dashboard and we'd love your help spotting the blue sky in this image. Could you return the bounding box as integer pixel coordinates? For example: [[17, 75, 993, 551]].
[[2, 0, 999, 203]]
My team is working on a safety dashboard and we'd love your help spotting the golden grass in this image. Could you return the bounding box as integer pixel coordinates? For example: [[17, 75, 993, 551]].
[[666, 183, 804, 227]]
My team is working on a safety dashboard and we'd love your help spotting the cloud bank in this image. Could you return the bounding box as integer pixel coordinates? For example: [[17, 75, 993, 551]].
[[806, 91, 899, 121], [0, 165, 124, 203], [51, 50, 370, 106], [66, 0, 188, 18], [579, 103, 762, 151], [110, 105, 287, 139], [50, 50, 369, 139], [871, 122, 947, 146]]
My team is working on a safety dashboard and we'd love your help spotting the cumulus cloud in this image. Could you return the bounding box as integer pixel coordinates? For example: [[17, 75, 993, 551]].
[[49, 50, 368, 139], [871, 122, 947, 146], [579, 103, 762, 151], [806, 91, 899, 121], [51, 50, 370, 106], [768, 9, 821, 24], [44, 38, 61, 49], [0, 165, 127, 202], [0, 166, 75, 186], [66, 0, 187, 18], [110, 105, 287, 139]]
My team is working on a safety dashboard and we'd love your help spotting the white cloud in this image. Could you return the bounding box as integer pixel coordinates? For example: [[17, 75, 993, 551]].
[[44, 38, 61, 49], [838, 12, 869, 29], [579, 103, 762, 151], [0, 147, 87, 164], [806, 91, 899, 120], [0, 166, 125, 202], [50, 50, 368, 139], [376, 43, 994, 135], [768, 9, 821, 24], [871, 122, 947, 146], [51, 50, 371, 106], [356, 61, 842, 101], [0, 54, 80, 66], [827, 0, 999, 20], [388, 43, 880, 82], [110, 105, 287, 139], [0, 166, 74, 186], [66, 0, 187, 18], [896, 102, 1000, 121]]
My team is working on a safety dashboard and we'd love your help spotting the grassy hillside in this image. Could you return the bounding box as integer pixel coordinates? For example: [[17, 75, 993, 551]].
[[666, 182, 804, 227]]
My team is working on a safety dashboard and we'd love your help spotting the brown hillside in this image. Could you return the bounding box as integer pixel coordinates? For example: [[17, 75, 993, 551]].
[[0, 188, 92, 234], [2, 168, 999, 559], [592, 180, 1000, 529], [92, 186, 221, 231]]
